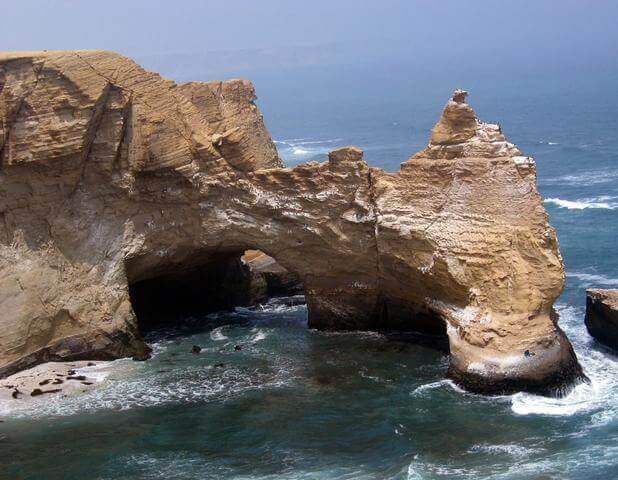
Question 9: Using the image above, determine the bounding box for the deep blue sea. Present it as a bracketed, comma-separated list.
[1, 61, 617, 479]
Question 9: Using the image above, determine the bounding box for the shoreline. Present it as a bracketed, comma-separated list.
[0, 360, 109, 414]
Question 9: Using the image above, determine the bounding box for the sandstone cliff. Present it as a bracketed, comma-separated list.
[0, 51, 582, 394]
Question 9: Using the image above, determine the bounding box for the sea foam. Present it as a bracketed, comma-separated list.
[210, 326, 229, 341]
[511, 305, 618, 417]
[544, 196, 618, 210]
[274, 137, 343, 161]
[540, 168, 618, 186]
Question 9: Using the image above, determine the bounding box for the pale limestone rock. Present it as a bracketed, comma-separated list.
[0, 51, 582, 394]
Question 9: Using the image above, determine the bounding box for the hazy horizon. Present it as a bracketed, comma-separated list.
[3, 0, 618, 79]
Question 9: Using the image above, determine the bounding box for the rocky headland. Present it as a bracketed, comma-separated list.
[0, 50, 583, 395]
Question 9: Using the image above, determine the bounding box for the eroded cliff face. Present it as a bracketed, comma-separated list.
[0, 52, 582, 394]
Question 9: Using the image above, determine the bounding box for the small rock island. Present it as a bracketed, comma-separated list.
[0, 50, 583, 395]
[585, 289, 618, 350]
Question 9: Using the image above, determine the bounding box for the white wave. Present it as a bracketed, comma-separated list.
[411, 379, 463, 396]
[3, 356, 298, 419]
[292, 147, 310, 155]
[274, 137, 310, 144]
[210, 326, 228, 341]
[275, 137, 341, 146]
[540, 168, 618, 186]
[274, 137, 344, 161]
[544, 196, 618, 210]
[511, 382, 598, 416]
[148, 338, 172, 356]
[251, 329, 268, 343]
[240, 296, 307, 316]
[567, 271, 618, 286]
[468, 443, 542, 459]
[511, 304, 618, 418]
[291, 139, 342, 146]
[262, 303, 305, 315]
[407, 457, 475, 479]
[75, 362, 113, 382]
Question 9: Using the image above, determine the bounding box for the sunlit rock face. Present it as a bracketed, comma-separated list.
[0, 51, 582, 394]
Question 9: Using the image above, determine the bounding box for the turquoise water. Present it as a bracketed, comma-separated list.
[1, 63, 617, 479]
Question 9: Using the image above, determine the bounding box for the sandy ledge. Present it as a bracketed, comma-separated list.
[0, 361, 107, 409]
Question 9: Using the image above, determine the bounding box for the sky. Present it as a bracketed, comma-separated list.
[2, 0, 618, 77]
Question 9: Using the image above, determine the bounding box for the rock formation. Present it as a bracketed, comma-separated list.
[0, 51, 582, 394]
[242, 250, 303, 304]
[585, 289, 618, 350]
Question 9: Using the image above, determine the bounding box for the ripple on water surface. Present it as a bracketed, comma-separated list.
[0, 297, 617, 479]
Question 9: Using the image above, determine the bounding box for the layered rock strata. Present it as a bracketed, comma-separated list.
[0, 52, 582, 394]
[585, 289, 618, 350]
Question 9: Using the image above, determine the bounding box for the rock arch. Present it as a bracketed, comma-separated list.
[0, 51, 582, 394]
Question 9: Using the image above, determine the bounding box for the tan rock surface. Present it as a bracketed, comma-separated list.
[0, 51, 582, 394]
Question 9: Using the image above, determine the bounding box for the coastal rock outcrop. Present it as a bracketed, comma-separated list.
[241, 250, 303, 304]
[585, 289, 618, 350]
[0, 51, 582, 394]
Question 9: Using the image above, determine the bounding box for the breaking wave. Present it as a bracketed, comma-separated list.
[540, 167, 618, 186]
[210, 326, 229, 341]
[544, 196, 618, 210]
[511, 304, 618, 417]
[410, 379, 463, 397]
[1, 298, 308, 419]
[274, 138, 343, 163]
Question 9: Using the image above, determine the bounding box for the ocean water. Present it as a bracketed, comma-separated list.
[1, 62, 617, 479]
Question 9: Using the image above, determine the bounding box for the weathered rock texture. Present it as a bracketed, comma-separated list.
[241, 250, 303, 304]
[585, 289, 618, 350]
[0, 52, 582, 394]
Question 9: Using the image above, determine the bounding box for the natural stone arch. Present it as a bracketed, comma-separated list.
[0, 51, 583, 394]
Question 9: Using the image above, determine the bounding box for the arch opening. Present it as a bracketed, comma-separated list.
[126, 249, 304, 337]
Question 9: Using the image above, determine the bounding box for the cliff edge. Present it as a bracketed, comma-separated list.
[0, 51, 582, 394]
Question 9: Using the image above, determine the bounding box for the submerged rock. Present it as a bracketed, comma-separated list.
[585, 289, 618, 350]
[0, 51, 581, 395]
[191, 345, 202, 354]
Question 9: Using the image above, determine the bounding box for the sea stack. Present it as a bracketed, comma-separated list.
[585, 289, 618, 350]
[0, 50, 583, 395]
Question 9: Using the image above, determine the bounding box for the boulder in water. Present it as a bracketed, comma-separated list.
[585, 289, 618, 350]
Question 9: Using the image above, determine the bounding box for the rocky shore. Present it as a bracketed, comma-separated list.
[0, 50, 582, 395]
[0, 361, 105, 406]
